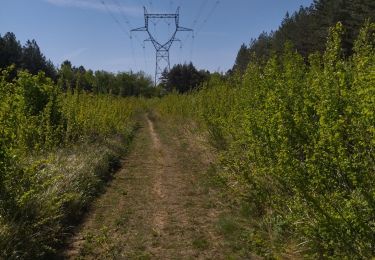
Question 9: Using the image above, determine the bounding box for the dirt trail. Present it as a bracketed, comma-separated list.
[64, 114, 241, 259]
[147, 117, 169, 236]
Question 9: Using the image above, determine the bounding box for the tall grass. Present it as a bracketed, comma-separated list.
[0, 68, 144, 258]
[154, 22, 375, 258]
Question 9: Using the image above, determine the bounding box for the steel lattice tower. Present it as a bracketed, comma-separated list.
[131, 7, 193, 86]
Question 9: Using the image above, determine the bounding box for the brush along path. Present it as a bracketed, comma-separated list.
[65, 114, 238, 259]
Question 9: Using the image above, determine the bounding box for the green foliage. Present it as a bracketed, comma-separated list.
[62, 89, 141, 141]
[57, 61, 155, 97]
[0, 32, 22, 69]
[233, 44, 252, 73]
[0, 33, 156, 97]
[160, 62, 210, 93]
[154, 23, 375, 258]
[0, 67, 143, 258]
[233, 0, 375, 73]
[0, 33, 56, 79]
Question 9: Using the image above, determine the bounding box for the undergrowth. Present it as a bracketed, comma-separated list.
[0, 68, 143, 258]
[153, 22, 375, 259]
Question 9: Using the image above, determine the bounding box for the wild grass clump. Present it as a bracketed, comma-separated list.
[0, 139, 131, 258]
[154, 22, 375, 258]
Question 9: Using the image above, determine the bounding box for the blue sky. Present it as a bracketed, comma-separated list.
[0, 0, 313, 76]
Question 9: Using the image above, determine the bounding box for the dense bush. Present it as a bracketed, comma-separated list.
[160, 62, 210, 93]
[0, 68, 142, 258]
[58, 60, 156, 97]
[155, 22, 375, 258]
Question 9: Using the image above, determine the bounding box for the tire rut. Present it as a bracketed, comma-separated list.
[64, 114, 233, 259]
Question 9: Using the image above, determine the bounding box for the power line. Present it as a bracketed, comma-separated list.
[189, 33, 195, 62]
[191, 0, 209, 29]
[142, 43, 148, 73]
[111, 0, 131, 26]
[182, 0, 216, 44]
[100, 0, 132, 38]
[169, 0, 174, 12]
[130, 35, 138, 71]
[179, 40, 183, 64]
[108, 0, 144, 45]
[148, 0, 153, 12]
[195, 0, 220, 36]
[101, 0, 141, 70]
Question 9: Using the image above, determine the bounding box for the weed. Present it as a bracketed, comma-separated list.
[217, 216, 239, 237]
[192, 236, 210, 250]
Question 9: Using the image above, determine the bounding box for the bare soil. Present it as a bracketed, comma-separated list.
[63, 114, 254, 259]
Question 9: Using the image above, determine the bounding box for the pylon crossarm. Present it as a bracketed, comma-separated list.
[131, 27, 147, 32]
[147, 14, 177, 19]
[177, 27, 193, 32]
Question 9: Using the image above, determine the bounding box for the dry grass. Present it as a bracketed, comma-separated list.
[0, 133, 134, 259]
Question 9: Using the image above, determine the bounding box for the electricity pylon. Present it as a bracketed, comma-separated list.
[131, 7, 193, 86]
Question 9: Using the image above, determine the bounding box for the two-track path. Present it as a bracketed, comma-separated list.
[64, 114, 241, 259]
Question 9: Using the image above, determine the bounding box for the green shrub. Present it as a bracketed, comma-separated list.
[0, 67, 142, 258]
[154, 22, 375, 258]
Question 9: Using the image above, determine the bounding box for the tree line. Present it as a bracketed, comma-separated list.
[0, 32, 158, 97]
[233, 0, 375, 73]
[5, 0, 373, 94]
[0, 32, 211, 96]
[0, 32, 56, 79]
[160, 63, 210, 93]
[57, 60, 156, 97]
